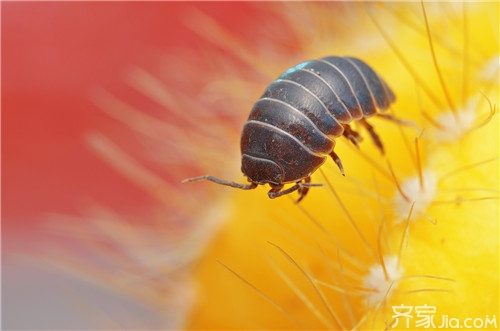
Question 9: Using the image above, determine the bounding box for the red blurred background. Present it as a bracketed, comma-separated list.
[2, 2, 265, 328]
[3, 1, 261, 242]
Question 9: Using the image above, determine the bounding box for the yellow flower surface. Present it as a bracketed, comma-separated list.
[184, 2, 499, 330]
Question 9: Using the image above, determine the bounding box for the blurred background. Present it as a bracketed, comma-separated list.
[2, 2, 264, 328]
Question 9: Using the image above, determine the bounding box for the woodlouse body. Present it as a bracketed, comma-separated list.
[185, 56, 396, 201]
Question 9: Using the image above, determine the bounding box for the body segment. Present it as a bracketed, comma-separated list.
[184, 56, 396, 201]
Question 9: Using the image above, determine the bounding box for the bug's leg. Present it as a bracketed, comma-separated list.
[329, 150, 345, 176]
[297, 179, 323, 202]
[342, 124, 362, 149]
[268, 183, 303, 200]
[268, 180, 322, 201]
[360, 118, 384, 155]
[182, 175, 258, 190]
[268, 184, 288, 199]
[297, 177, 311, 202]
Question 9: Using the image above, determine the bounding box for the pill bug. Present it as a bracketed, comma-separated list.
[184, 56, 396, 201]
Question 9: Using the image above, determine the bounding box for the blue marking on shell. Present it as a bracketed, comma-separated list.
[281, 61, 310, 76]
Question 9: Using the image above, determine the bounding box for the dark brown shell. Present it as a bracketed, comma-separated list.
[241, 56, 395, 185]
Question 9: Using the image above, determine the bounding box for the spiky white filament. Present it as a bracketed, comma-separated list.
[431, 97, 479, 142]
[478, 55, 499, 83]
[394, 170, 437, 223]
[363, 256, 403, 307]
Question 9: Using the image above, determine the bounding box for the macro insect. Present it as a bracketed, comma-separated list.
[184, 56, 396, 202]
